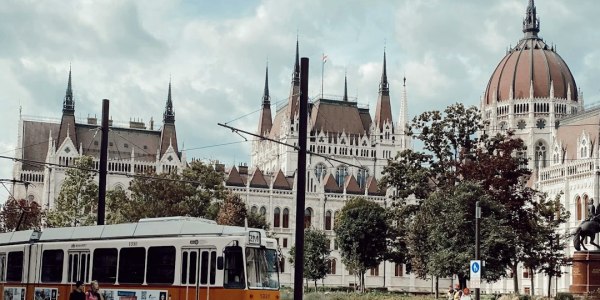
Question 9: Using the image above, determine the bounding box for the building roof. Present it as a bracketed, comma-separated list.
[484, 0, 577, 105]
[310, 99, 369, 136]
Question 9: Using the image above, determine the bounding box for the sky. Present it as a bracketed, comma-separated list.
[0, 0, 599, 201]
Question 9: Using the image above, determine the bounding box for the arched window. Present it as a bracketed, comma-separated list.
[315, 163, 327, 182]
[325, 211, 332, 230]
[576, 196, 582, 221]
[357, 168, 369, 189]
[336, 165, 348, 187]
[259, 206, 266, 216]
[581, 139, 589, 158]
[274, 208, 281, 228]
[282, 208, 289, 228]
[328, 259, 336, 275]
[304, 207, 313, 229]
[251, 206, 258, 215]
[535, 141, 547, 169]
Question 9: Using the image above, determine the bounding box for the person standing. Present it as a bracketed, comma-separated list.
[86, 281, 104, 300]
[447, 286, 455, 300]
[69, 281, 85, 300]
[460, 288, 472, 300]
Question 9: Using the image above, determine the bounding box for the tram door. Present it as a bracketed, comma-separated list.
[181, 248, 217, 300]
[0, 253, 5, 300]
[67, 251, 90, 283]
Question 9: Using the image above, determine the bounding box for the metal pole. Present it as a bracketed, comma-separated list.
[293, 57, 309, 300]
[475, 201, 481, 300]
[98, 99, 109, 225]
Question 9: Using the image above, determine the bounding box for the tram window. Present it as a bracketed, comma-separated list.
[0, 253, 6, 282]
[146, 246, 175, 284]
[41, 250, 64, 283]
[69, 252, 90, 283]
[210, 251, 216, 285]
[119, 247, 146, 284]
[181, 252, 188, 284]
[6, 251, 23, 282]
[92, 248, 117, 284]
[200, 251, 209, 284]
[223, 246, 245, 289]
[180, 250, 198, 285]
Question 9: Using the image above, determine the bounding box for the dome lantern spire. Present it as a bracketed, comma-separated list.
[522, 0, 540, 38]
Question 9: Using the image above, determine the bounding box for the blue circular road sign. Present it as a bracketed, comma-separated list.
[471, 262, 480, 273]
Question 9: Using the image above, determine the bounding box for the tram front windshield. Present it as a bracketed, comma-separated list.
[245, 247, 279, 289]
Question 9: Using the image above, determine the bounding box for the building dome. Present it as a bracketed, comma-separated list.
[483, 1, 577, 106]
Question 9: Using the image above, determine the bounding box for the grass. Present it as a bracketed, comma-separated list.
[280, 290, 438, 300]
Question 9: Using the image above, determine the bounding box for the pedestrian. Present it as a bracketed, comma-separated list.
[69, 281, 85, 300]
[460, 288, 472, 300]
[454, 290, 462, 300]
[86, 281, 104, 300]
[447, 286, 455, 300]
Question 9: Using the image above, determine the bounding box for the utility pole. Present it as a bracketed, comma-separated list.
[475, 201, 481, 300]
[98, 99, 109, 225]
[293, 57, 309, 300]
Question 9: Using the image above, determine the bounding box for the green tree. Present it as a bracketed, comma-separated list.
[288, 228, 331, 292]
[215, 193, 270, 231]
[126, 160, 225, 220]
[381, 103, 544, 292]
[216, 193, 247, 226]
[105, 188, 132, 224]
[46, 156, 99, 227]
[334, 197, 388, 292]
[0, 198, 43, 232]
[521, 192, 570, 297]
[410, 181, 515, 288]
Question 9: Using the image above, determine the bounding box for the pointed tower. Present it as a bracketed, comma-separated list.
[257, 64, 273, 136]
[522, 0, 540, 38]
[343, 73, 348, 102]
[285, 39, 301, 124]
[397, 77, 408, 134]
[160, 81, 179, 157]
[57, 67, 77, 149]
[374, 50, 393, 131]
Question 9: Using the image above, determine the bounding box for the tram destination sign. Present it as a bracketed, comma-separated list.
[248, 230, 261, 245]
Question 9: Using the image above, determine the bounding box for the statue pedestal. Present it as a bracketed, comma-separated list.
[570, 251, 600, 294]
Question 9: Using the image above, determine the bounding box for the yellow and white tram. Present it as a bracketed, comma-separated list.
[0, 217, 280, 300]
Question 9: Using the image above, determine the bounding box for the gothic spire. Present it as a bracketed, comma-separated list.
[379, 50, 389, 94]
[63, 66, 75, 114]
[258, 63, 273, 136]
[263, 64, 270, 105]
[522, 0, 540, 38]
[343, 73, 348, 102]
[163, 80, 175, 123]
[292, 38, 300, 85]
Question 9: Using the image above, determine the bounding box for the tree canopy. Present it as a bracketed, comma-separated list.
[334, 197, 388, 292]
[46, 155, 99, 227]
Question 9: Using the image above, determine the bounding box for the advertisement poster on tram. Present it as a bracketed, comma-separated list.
[34, 288, 58, 300]
[101, 289, 167, 300]
[4, 287, 25, 300]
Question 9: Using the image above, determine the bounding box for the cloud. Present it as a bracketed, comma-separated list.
[0, 0, 598, 201]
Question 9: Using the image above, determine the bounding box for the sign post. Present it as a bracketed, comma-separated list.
[470, 260, 481, 289]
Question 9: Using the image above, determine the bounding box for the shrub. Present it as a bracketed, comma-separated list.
[555, 293, 574, 300]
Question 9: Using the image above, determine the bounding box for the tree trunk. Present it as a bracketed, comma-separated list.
[435, 276, 439, 299]
[314, 280, 317, 292]
[547, 274, 553, 298]
[361, 271, 366, 293]
[530, 270, 534, 296]
[512, 264, 519, 294]
[457, 274, 467, 290]
[305, 278, 308, 292]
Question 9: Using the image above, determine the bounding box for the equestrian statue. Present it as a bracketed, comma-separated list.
[573, 214, 600, 251]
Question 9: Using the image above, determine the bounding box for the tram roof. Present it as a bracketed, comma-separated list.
[0, 217, 266, 245]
